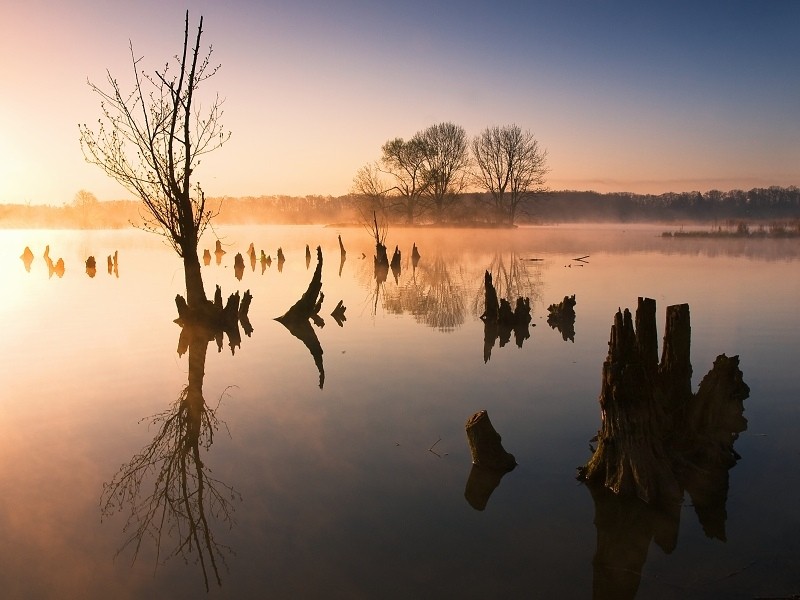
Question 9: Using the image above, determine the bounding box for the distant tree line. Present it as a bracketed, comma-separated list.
[3, 186, 800, 229]
[532, 186, 800, 223]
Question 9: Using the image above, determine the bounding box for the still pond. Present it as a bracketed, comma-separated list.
[1, 224, 799, 599]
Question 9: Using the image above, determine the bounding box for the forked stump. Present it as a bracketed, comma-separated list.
[465, 410, 516, 471]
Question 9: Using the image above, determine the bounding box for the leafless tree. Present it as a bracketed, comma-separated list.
[380, 136, 430, 224]
[79, 11, 230, 310]
[351, 162, 390, 225]
[471, 125, 549, 225]
[72, 189, 98, 228]
[420, 122, 470, 222]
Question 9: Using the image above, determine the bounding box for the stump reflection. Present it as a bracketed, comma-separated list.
[578, 298, 749, 599]
[275, 246, 326, 388]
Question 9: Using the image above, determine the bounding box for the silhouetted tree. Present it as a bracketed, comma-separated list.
[351, 162, 390, 220]
[471, 125, 549, 225]
[72, 189, 98, 228]
[79, 11, 230, 312]
[419, 122, 470, 222]
[380, 136, 429, 224]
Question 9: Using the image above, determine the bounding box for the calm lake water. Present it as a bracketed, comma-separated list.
[1, 224, 799, 599]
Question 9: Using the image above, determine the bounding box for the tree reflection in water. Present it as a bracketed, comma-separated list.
[101, 322, 243, 591]
[471, 251, 543, 319]
[383, 252, 466, 332]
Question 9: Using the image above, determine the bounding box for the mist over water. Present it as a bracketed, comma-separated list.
[1, 224, 798, 598]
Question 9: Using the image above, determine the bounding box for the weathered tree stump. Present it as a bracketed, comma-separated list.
[277, 247, 285, 272]
[411, 242, 420, 263]
[465, 410, 516, 471]
[374, 242, 388, 270]
[579, 298, 749, 510]
[580, 299, 750, 598]
[275, 246, 325, 388]
[578, 299, 681, 505]
[481, 271, 533, 359]
[21, 246, 34, 271]
[547, 294, 577, 342]
[480, 271, 500, 323]
[331, 300, 347, 327]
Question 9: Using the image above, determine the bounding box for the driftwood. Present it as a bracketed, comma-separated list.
[547, 294, 576, 342]
[275, 246, 325, 388]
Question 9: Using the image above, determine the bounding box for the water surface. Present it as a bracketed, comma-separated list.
[1, 225, 798, 599]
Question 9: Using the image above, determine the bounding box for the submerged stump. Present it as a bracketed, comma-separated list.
[465, 410, 516, 472]
[579, 298, 749, 509]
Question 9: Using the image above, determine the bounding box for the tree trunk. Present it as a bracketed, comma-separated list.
[183, 251, 208, 308]
[579, 302, 681, 506]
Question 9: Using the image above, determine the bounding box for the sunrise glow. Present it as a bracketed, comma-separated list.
[1, 1, 798, 206]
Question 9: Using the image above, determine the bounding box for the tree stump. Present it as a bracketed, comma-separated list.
[579, 298, 749, 512]
[546, 294, 577, 342]
[465, 410, 516, 471]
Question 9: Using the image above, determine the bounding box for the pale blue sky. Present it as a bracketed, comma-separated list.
[1, 0, 798, 204]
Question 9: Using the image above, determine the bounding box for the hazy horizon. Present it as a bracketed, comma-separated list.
[2, 1, 799, 206]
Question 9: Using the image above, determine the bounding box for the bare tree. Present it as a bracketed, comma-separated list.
[471, 125, 549, 225]
[380, 136, 429, 225]
[420, 122, 470, 222]
[72, 189, 98, 228]
[351, 162, 390, 224]
[79, 11, 230, 311]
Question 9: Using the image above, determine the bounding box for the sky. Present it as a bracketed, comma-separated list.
[1, 0, 798, 205]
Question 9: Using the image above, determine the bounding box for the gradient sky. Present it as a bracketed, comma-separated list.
[1, 0, 798, 204]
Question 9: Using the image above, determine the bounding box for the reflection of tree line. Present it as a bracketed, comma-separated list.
[383, 253, 466, 332]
